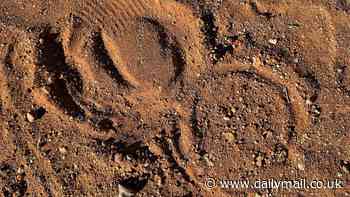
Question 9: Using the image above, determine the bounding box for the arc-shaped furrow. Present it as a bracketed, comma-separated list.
[91, 32, 132, 88]
[3, 43, 15, 71]
[170, 42, 186, 85]
[61, 24, 98, 88]
[141, 17, 169, 53]
[242, 70, 298, 142]
[175, 61, 310, 196]
[172, 69, 297, 196]
[199, 9, 234, 64]
[118, 175, 149, 195]
[255, 70, 309, 134]
[200, 9, 217, 49]
[36, 30, 86, 120]
[61, 23, 137, 116]
[141, 17, 186, 86]
[99, 31, 141, 88]
[76, 0, 205, 84]
[156, 132, 195, 185]
[214, 59, 310, 135]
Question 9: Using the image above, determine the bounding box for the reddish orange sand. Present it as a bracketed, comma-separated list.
[0, 0, 349, 196]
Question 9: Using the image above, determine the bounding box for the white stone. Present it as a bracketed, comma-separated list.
[268, 39, 278, 45]
[26, 113, 35, 122]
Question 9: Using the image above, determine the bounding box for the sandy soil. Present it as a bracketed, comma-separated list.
[0, 0, 349, 196]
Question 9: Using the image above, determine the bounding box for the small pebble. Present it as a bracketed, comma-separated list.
[230, 107, 236, 114]
[114, 154, 123, 162]
[268, 39, 278, 45]
[154, 175, 162, 186]
[305, 99, 312, 105]
[292, 58, 299, 63]
[26, 113, 35, 122]
[118, 184, 134, 197]
[223, 132, 235, 143]
[125, 155, 133, 161]
[58, 147, 67, 154]
[41, 87, 50, 94]
[297, 163, 305, 171]
[336, 172, 343, 177]
[255, 156, 263, 167]
[47, 76, 53, 84]
[337, 68, 343, 73]
[203, 154, 214, 167]
[223, 116, 230, 121]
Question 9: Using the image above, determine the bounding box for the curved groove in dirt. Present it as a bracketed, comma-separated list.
[1, 1, 348, 196]
[36, 29, 86, 120]
[91, 32, 133, 88]
[170, 59, 310, 195]
[99, 32, 141, 88]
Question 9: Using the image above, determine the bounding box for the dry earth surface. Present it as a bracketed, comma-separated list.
[0, 0, 350, 196]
